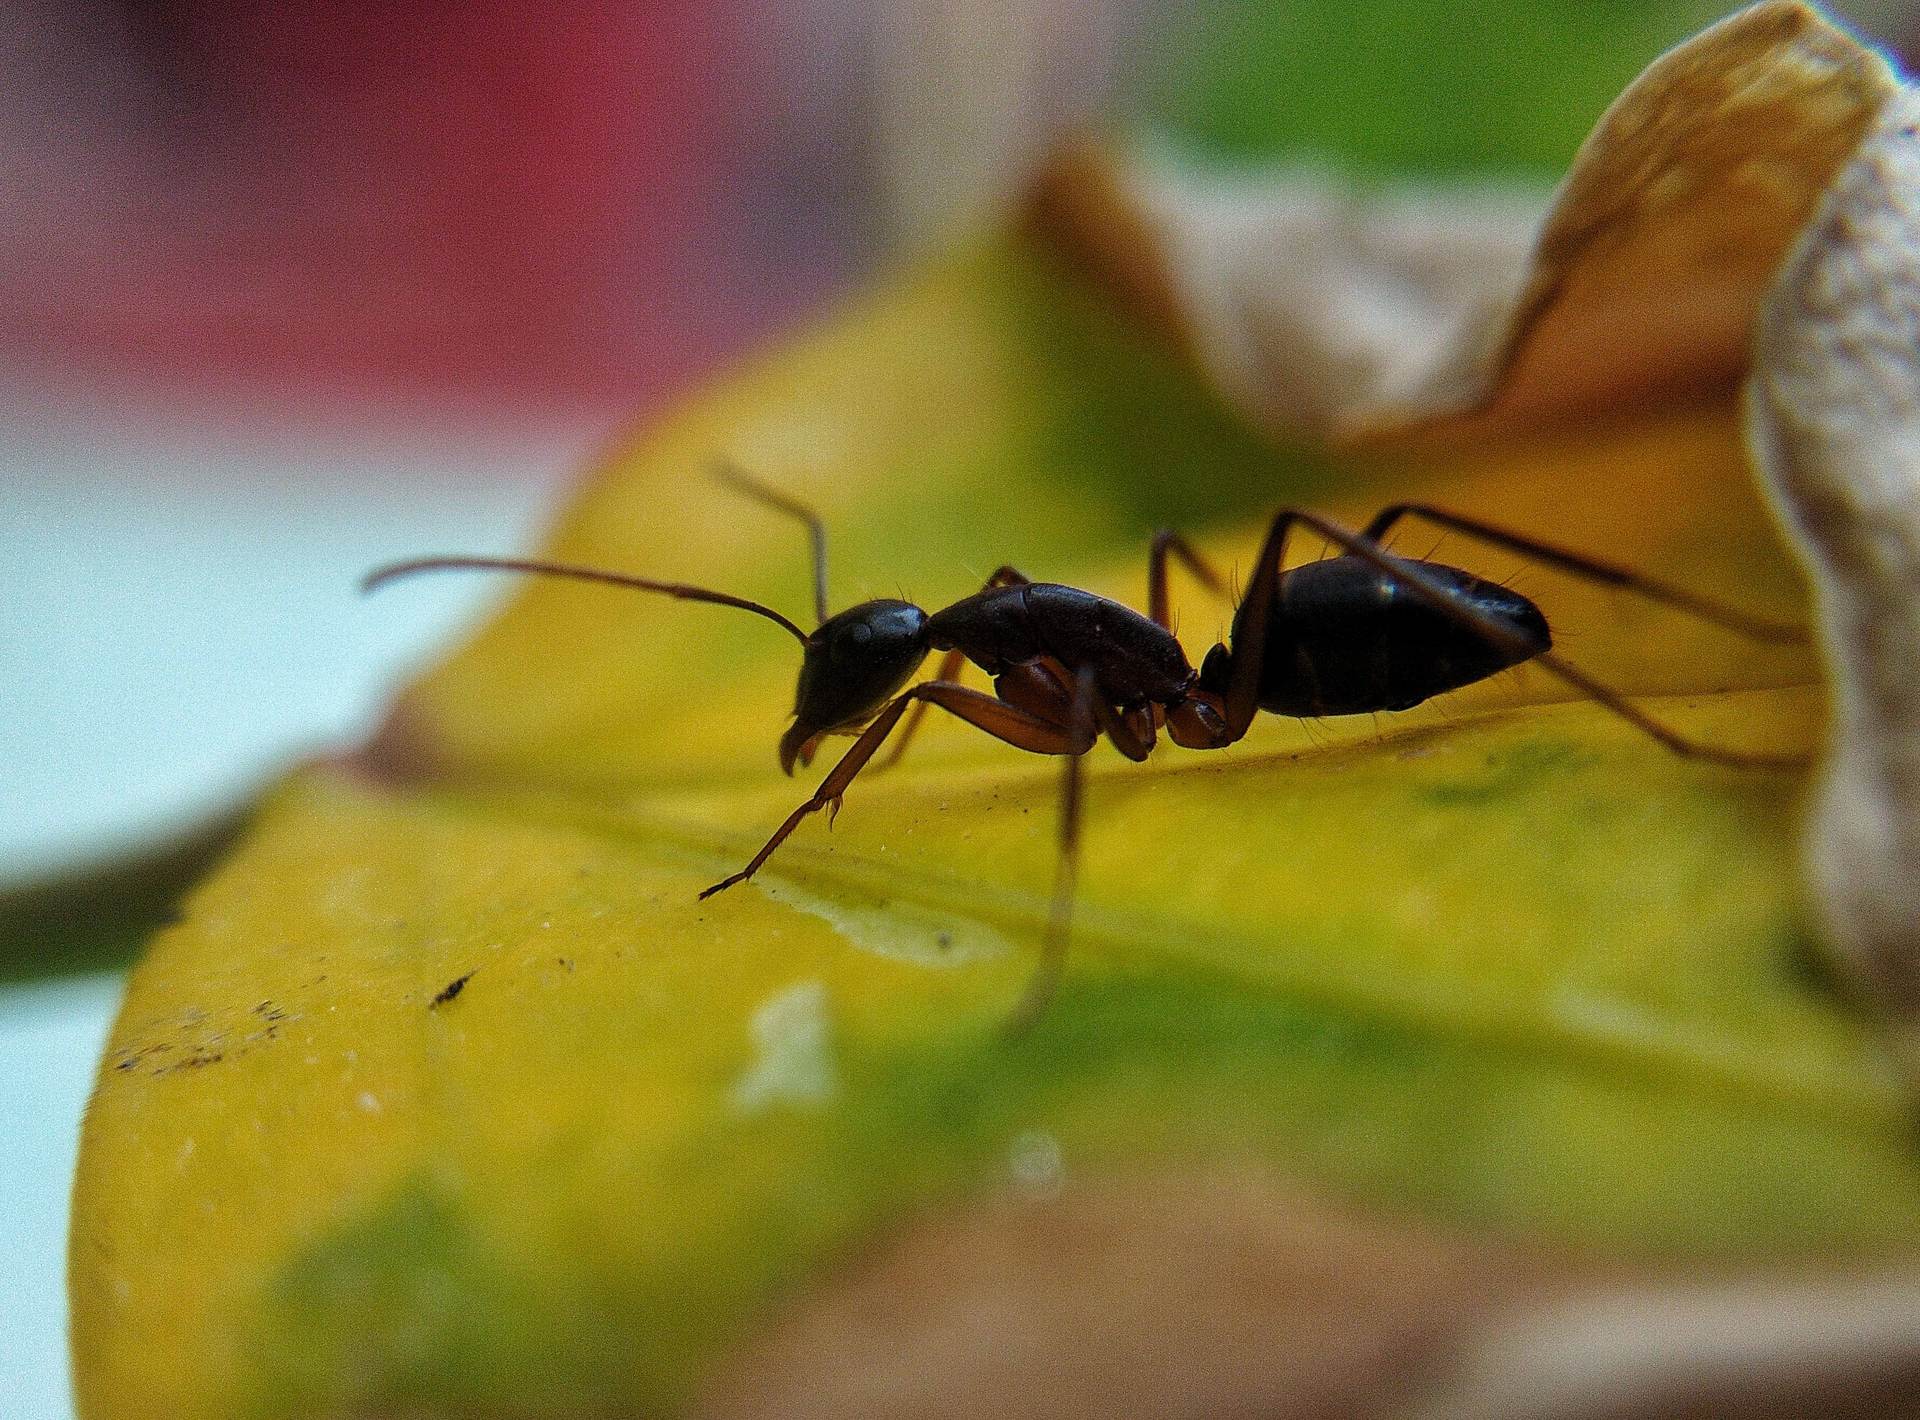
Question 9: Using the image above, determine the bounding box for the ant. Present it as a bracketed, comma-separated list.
[366, 464, 1808, 1030]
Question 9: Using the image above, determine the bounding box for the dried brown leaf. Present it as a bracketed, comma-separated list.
[695, 1171, 1920, 1420]
[1750, 84, 1920, 1081]
[1038, 1, 1897, 443]
[692, 1173, 1552, 1420]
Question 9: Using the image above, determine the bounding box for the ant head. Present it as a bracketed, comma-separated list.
[780, 599, 931, 774]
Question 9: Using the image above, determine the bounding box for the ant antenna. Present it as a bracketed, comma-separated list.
[712, 459, 830, 626]
[361, 556, 810, 645]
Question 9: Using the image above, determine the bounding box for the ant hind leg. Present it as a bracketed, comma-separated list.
[1361, 503, 1808, 644]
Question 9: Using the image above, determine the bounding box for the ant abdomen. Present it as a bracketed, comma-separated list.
[1229, 557, 1553, 718]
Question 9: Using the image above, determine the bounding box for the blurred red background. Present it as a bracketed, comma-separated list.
[4, 2, 865, 410]
[2, 1, 1144, 417]
[0, 0, 1148, 899]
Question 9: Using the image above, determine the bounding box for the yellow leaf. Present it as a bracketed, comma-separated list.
[71, 7, 1920, 1419]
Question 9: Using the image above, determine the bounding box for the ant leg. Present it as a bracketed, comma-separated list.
[713, 459, 831, 626]
[1094, 697, 1156, 762]
[981, 659, 1151, 1021]
[987, 657, 1152, 760]
[873, 648, 966, 773]
[1527, 649, 1809, 766]
[1287, 510, 1808, 769]
[1361, 503, 1807, 644]
[1000, 656, 1151, 758]
[989, 657, 1156, 761]
[1148, 530, 1229, 630]
[1219, 510, 1308, 741]
[1006, 665, 1101, 1037]
[873, 566, 1033, 774]
[702, 680, 1093, 898]
[990, 659, 1066, 720]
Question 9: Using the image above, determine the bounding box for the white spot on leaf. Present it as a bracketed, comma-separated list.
[1009, 1128, 1065, 1199]
[732, 980, 837, 1115]
[753, 877, 1012, 968]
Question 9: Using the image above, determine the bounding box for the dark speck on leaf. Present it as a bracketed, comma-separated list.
[431, 972, 475, 1008]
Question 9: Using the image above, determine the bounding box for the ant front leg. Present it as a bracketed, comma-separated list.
[702, 675, 1090, 899]
[1361, 503, 1808, 644]
[871, 646, 966, 773]
[874, 565, 1033, 775]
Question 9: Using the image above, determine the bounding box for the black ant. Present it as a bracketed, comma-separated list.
[365, 465, 1808, 1030]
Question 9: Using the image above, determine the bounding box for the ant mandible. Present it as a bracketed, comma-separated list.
[365, 463, 1807, 1030]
